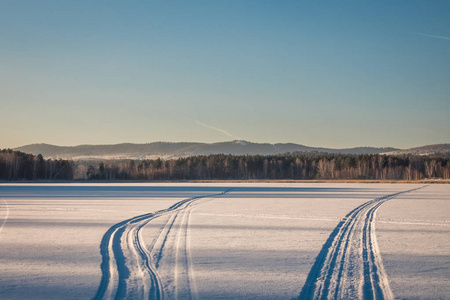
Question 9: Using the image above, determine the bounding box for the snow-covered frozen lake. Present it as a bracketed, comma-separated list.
[0, 183, 448, 299]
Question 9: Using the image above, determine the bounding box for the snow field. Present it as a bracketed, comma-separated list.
[376, 184, 450, 299]
[183, 185, 413, 299]
[0, 183, 448, 299]
[0, 185, 183, 300]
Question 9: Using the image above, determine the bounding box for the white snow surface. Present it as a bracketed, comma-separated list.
[0, 183, 448, 299]
[376, 184, 450, 300]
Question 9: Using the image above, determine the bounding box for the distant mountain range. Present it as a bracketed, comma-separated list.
[383, 144, 450, 156]
[13, 141, 449, 160]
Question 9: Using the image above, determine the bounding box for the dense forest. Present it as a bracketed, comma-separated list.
[81, 153, 450, 181]
[1, 149, 449, 181]
[0, 149, 74, 180]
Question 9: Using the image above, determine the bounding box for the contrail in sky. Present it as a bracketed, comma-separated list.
[416, 32, 450, 40]
[194, 120, 237, 139]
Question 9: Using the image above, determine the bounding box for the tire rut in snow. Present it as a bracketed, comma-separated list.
[152, 193, 221, 300]
[298, 186, 424, 300]
[92, 190, 229, 300]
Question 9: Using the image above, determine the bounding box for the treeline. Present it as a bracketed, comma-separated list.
[0, 149, 74, 181]
[83, 153, 450, 181]
[2, 149, 449, 181]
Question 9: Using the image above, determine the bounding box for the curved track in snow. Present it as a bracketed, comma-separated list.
[93, 190, 229, 300]
[299, 186, 424, 300]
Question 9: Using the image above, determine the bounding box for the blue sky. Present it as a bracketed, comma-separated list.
[1, 1, 449, 149]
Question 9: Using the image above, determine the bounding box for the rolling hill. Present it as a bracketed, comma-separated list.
[13, 141, 401, 160]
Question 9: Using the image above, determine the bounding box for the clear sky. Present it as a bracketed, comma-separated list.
[1, 1, 449, 149]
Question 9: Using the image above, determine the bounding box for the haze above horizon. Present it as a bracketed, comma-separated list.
[1, 1, 449, 149]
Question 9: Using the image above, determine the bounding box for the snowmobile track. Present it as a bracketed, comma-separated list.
[298, 186, 424, 300]
[92, 190, 229, 300]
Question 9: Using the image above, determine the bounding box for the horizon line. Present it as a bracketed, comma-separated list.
[8, 140, 450, 151]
